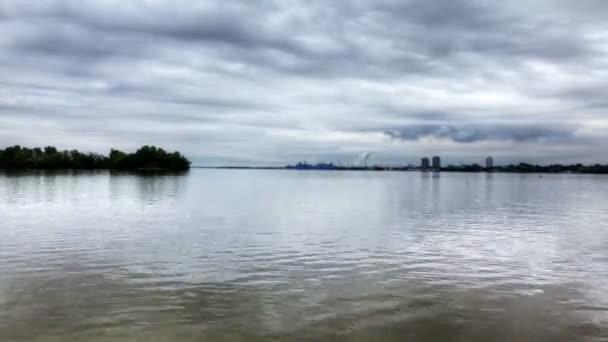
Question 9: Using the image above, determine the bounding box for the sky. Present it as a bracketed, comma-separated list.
[2, 0, 608, 166]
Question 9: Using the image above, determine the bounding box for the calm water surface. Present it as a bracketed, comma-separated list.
[1, 169, 608, 341]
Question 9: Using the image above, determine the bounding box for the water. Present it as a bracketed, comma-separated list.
[1, 169, 608, 341]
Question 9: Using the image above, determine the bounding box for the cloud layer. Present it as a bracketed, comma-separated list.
[1, 0, 608, 165]
[384, 123, 576, 143]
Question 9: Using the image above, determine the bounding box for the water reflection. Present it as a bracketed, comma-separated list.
[1, 262, 604, 341]
[0, 170, 188, 210]
[1, 170, 608, 341]
[108, 171, 187, 204]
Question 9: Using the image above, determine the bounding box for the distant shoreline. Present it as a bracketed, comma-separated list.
[192, 166, 608, 175]
[3, 166, 607, 175]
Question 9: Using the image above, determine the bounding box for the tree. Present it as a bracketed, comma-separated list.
[0, 145, 190, 171]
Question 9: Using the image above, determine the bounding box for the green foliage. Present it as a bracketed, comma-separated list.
[109, 145, 191, 170]
[0, 145, 190, 171]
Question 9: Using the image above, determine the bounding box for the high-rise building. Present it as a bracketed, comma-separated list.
[432, 156, 441, 171]
[486, 156, 494, 169]
[421, 157, 430, 170]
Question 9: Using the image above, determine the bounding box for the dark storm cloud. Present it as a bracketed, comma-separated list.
[2, 3, 310, 57]
[368, 0, 592, 61]
[13, 27, 125, 59]
[384, 124, 577, 143]
[1, 0, 608, 165]
[3, 0, 593, 78]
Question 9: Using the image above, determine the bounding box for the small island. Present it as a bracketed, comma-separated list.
[0, 145, 191, 171]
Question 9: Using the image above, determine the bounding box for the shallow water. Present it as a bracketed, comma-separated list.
[1, 169, 607, 341]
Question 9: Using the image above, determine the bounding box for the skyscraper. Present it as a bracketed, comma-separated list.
[421, 157, 430, 170]
[432, 156, 441, 171]
[486, 156, 494, 169]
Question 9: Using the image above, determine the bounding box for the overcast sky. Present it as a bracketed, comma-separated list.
[2, 0, 608, 166]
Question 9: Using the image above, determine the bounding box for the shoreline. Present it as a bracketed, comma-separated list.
[191, 166, 608, 175]
[3, 166, 608, 175]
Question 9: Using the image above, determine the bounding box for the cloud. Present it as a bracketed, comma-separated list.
[383, 123, 577, 143]
[1, 0, 608, 165]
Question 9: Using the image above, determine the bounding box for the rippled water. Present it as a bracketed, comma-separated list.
[1, 169, 608, 341]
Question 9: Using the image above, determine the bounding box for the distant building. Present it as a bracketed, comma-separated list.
[432, 156, 441, 171]
[421, 157, 430, 170]
[486, 156, 494, 169]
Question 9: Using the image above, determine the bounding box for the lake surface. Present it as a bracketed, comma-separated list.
[1, 169, 608, 341]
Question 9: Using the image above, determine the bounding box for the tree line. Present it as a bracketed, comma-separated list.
[442, 163, 608, 174]
[285, 162, 608, 174]
[0, 145, 191, 171]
